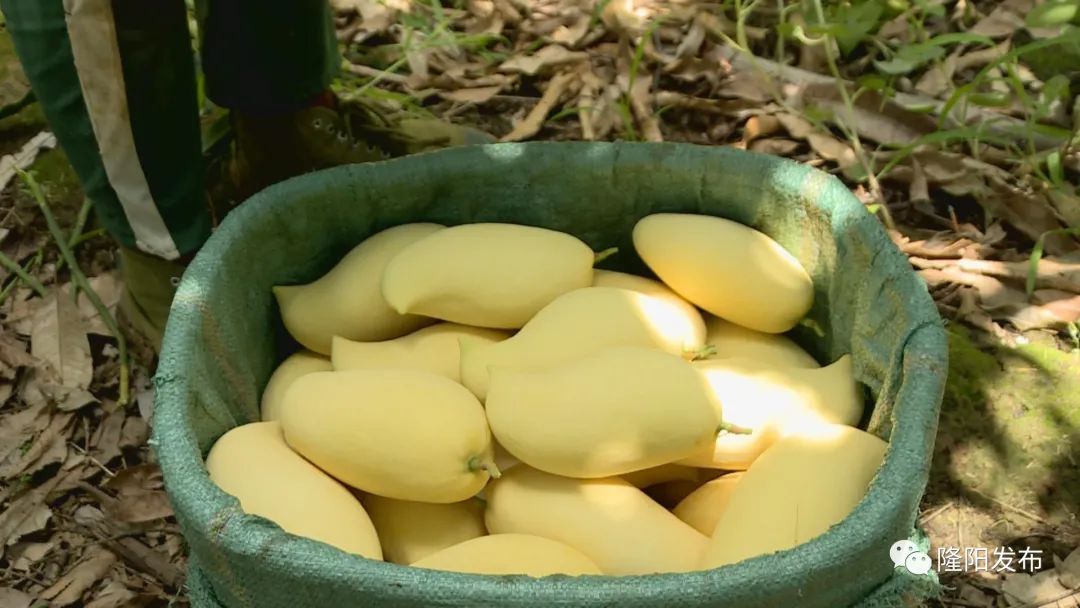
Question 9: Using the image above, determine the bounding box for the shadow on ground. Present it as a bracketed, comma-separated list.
[922, 323, 1080, 590]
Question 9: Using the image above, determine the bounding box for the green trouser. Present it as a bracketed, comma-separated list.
[0, 0, 339, 260]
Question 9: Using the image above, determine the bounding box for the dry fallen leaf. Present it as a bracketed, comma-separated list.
[92, 408, 126, 466]
[1002, 568, 1080, 607]
[31, 289, 93, 390]
[970, 0, 1031, 37]
[40, 546, 118, 607]
[0, 412, 74, 479]
[106, 464, 175, 523]
[0, 473, 60, 554]
[750, 138, 802, 156]
[776, 112, 815, 140]
[499, 44, 588, 76]
[1058, 547, 1080, 589]
[0, 401, 50, 468]
[75, 273, 123, 337]
[794, 83, 938, 147]
[500, 70, 578, 142]
[8, 539, 54, 571]
[84, 580, 139, 608]
[807, 133, 857, 169]
[0, 588, 33, 608]
[439, 85, 503, 104]
[121, 416, 150, 452]
[629, 75, 662, 142]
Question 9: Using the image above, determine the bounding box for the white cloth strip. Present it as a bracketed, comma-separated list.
[63, 0, 181, 260]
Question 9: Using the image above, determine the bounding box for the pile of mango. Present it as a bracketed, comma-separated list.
[206, 214, 887, 577]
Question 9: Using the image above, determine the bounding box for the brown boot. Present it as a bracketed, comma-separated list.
[230, 104, 391, 201]
[115, 244, 189, 358]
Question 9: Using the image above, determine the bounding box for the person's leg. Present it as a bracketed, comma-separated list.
[193, 0, 383, 199]
[194, 0, 494, 200]
[2, 0, 208, 351]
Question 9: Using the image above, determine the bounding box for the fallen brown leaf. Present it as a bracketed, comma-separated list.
[0, 588, 33, 608]
[499, 44, 588, 76]
[92, 408, 126, 466]
[749, 138, 801, 156]
[629, 75, 662, 142]
[1048, 190, 1080, 229]
[0, 401, 50, 468]
[106, 464, 174, 523]
[1059, 546, 1080, 588]
[1030, 290, 1080, 324]
[807, 133, 857, 169]
[776, 112, 815, 139]
[439, 85, 503, 104]
[970, 0, 1031, 38]
[106, 537, 183, 589]
[31, 290, 93, 391]
[954, 39, 1013, 72]
[8, 538, 54, 570]
[896, 233, 977, 259]
[742, 115, 781, 145]
[0, 333, 35, 379]
[500, 70, 577, 142]
[909, 157, 930, 204]
[793, 83, 938, 147]
[40, 546, 118, 607]
[1002, 568, 1080, 607]
[120, 416, 150, 452]
[0, 472, 60, 554]
[84, 580, 139, 608]
[0, 412, 74, 479]
[75, 273, 122, 337]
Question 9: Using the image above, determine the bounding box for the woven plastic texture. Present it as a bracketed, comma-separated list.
[152, 142, 948, 608]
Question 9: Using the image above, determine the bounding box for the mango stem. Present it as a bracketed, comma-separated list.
[593, 247, 619, 265]
[718, 422, 753, 435]
[684, 344, 717, 361]
[468, 456, 502, 479]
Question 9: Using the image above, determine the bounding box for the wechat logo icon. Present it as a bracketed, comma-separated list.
[891, 540, 932, 575]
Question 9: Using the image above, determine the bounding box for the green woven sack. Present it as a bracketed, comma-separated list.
[153, 142, 948, 608]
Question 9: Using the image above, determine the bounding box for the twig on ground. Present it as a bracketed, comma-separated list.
[343, 61, 411, 84]
[920, 501, 955, 526]
[68, 442, 116, 478]
[18, 169, 130, 407]
[910, 257, 1080, 293]
[970, 489, 1053, 527]
[713, 46, 1066, 151]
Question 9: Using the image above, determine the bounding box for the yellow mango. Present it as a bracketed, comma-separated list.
[677, 355, 862, 470]
[592, 269, 707, 347]
[673, 473, 744, 535]
[487, 347, 719, 478]
[362, 495, 486, 565]
[702, 425, 887, 568]
[260, 350, 332, 422]
[280, 370, 496, 503]
[273, 223, 443, 354]
[485, 466, 707, 575]
[331, 323, 509, 382]
[632, 213, 813, 333]
[411, 534, 602, 576]
[460, 286, 706, 400]
[621, 463, 700, 488]
[703, 316, 818, 369]
[381, 223, 594, 329]
[205, 422, 382, 559]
